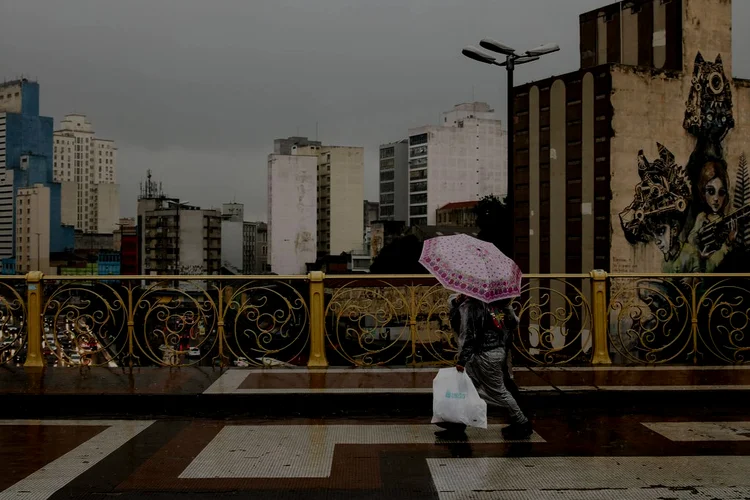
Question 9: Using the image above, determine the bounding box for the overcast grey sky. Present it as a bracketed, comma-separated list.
[2, 0, 748, 221]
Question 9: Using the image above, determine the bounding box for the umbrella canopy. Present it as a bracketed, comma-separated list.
[419, 234, 522, 303]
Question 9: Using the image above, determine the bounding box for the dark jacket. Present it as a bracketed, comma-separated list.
[451, 297, 518, 367]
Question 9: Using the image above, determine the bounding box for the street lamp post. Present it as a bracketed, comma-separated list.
[462, 40, 559, 259]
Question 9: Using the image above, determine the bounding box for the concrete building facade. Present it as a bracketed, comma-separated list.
[511, 0, 750, 276]
[243, 221, 268, 274]
[15, 183, 50, 273]
[221, 202, 244, 274]
[378, 140, 409, 221]
[408, 103, 508, 226]
[53, 114, 119, 234]
[267, 154, 317, 275]
[137, 174, 221, 276]
[293, 145, 364, 256]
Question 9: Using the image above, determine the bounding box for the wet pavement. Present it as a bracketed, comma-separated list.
[3, 366, 750, 498]
[3, 411, 750, 499]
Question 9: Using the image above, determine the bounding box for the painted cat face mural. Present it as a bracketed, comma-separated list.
[619, 143, 691, 246]
[683, 52, 735, 143]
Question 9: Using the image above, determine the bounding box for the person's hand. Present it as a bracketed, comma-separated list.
[728, 220, 737, 244]
[456, 365, 465, 373]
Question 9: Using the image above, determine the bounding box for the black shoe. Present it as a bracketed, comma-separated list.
[435, 429, 468, 441]
[501, 421, 533, 440]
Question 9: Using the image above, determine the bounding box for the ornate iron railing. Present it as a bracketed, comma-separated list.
[4, 271, 750, 369]
[608, 273, 750, 365]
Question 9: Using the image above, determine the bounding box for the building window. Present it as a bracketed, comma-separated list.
[410, 146, 427, 158]
[380, 158, 395, 169]
[409, 133, 428, 146]
[380, 181, 395, 193]
[410, 205, 427, 216]
[380, 170, 395, 182]
[380, 147, 395, 159]
[411, 217, 427, 226]
[410, 181, 427, 193]
[380, 206, 395, 217]
[410, 193, 427, 204]
[409, 157, 427, 169]
[380, 193, 394, 204]
[409, 169, 427, 181]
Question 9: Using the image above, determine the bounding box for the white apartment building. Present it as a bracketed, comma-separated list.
[294, 145, 364, 256]
[15, 184, 51, 274]
[267, 154, 317, 275]
[407, 102, 507, 226]
[53, 114, 119, 234]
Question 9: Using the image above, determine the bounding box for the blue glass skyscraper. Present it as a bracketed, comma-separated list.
[0, 79, 74, 273]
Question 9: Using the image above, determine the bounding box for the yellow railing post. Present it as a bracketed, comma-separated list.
[307, 271, 328, 368]
[24, 271, 45, 369]
[590, 269, 612, 365]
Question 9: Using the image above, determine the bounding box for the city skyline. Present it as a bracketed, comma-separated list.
[6, 1, 747, 222]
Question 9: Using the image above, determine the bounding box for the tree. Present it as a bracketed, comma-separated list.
[369, 234, 425, 274]
[473, 195, 513, 256]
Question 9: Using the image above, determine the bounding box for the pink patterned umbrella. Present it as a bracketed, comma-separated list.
[419, 234, 522, 303]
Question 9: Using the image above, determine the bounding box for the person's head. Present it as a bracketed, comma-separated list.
[698, 161, 729, 215]
[646, 214, 682, 257]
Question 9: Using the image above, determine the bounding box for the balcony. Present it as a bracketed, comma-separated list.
[3, 272, 750, 370]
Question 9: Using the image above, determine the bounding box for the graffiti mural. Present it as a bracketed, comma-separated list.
[620, 52, 749, 274]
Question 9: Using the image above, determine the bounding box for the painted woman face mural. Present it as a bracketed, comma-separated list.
[698, 161, 730, 215]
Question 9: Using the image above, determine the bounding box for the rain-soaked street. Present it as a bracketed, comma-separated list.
[3, 412, 750, 499]
[3, 366, 750, 499]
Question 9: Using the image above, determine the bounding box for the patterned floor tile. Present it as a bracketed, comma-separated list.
[427, 456, 750, 499]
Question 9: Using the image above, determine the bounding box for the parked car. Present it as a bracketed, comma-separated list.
[234, 357, 249, 367]
[188, 347, 201, 357]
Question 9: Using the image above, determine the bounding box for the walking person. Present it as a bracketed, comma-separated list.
[418, 233, 530, 440]
[435, 294, 532, 440]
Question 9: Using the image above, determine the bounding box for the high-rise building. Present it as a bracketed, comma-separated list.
[15, 184, 51, 273]
[53, 114, 119, 234]
[406, 102, 508, 226]
[378, 140, 409, 221]
[242, 221, 268, 274]
[0, 79, 74, 273]
[136, 173, 221, 275]
[221, 202, 244, 274]
[294, 144, 364, 256]
[267, 153, 317, 275]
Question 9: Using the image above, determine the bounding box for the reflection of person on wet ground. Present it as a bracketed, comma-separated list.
[435, 294, 532, 441]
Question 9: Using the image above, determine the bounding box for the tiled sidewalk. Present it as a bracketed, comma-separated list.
[3, 413, 750, 499]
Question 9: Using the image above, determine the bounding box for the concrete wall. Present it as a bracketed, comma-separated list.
[179, 210, 207, 273]
[95, 182, 120, 233]
[221, 219, 244, 272]
[268, 154, 317, 275]
[327, 147, 364, 255]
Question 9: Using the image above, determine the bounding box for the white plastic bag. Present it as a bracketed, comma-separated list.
[431, 367, 488, 429]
